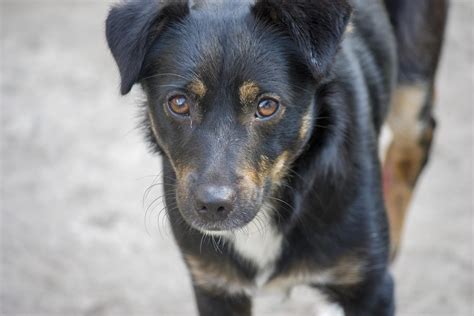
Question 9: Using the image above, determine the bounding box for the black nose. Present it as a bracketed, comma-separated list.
[195, 185, 236, 221]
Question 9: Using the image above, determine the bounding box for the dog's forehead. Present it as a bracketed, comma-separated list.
[157, 7, 290, 91]
[190, 0, 254, 11]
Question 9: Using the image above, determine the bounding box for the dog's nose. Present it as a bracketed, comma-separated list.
[195, 185, 236, 221]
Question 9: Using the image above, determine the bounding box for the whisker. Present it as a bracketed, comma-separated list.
[287, 168, 306, 183]
[267, 196, 295, 212]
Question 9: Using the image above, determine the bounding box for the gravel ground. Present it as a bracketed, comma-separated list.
[1, 1, 473, 315]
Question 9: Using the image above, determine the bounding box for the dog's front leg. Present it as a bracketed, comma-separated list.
[193, 285, 252, 316]
[320, 271, 395, 316]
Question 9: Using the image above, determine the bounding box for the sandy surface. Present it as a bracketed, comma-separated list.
[1, 1, 473, 315]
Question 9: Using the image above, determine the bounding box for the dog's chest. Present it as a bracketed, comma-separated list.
[224, 205, 284, 286]
[230, 230, 345, 315]
[229, 232, 345, 316]
[225, 211, 345, 316]
[230, 222, 283, 286]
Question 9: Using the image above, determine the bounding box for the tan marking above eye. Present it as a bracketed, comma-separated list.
[239, 81, 260, 104]
[188, 79, 207, 98]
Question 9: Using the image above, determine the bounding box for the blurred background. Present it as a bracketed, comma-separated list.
[1, 0, 472, 315]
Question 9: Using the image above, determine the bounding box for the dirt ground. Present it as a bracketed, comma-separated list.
[1, 1, 473, 315]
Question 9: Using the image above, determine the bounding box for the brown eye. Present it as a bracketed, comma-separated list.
[256, 98, 279, 119]
[168, 95, 190, 115]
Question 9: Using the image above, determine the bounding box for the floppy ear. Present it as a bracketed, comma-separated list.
[252, 0, 352, 78]
[106, 0, 189, 95]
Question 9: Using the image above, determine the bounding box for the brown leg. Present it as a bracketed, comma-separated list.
[383, 84, 436, 260]
[382, 0, 448, 260]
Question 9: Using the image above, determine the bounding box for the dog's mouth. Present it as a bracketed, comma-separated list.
[180, 201, 264, 233]
[186, 207, 261, 233]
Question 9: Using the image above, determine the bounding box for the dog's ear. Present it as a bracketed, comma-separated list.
[106, 0, 189, 95]
[252, 0, 351, 78]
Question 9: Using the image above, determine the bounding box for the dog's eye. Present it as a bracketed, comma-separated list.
[168, 95, 190, 116]
[256, 98, 279, 119]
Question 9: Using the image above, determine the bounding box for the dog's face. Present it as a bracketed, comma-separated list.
[142, 15, 315, 231]
[106, 0, 351, 232]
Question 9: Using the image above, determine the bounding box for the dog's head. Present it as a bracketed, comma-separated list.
[106, 0, 351, 232]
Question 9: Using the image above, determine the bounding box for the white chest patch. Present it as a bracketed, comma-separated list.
[308, 288, 345, 316]
[226, 205, 283, 286]
[202, 206, 345, 315]
[316, 304, 345, 316]
[227, 207, 346, 316]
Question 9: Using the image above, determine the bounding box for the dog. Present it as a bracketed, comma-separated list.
[106, 0, 448, 314]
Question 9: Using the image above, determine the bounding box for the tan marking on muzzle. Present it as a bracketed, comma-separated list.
[259, 155, 271, 174]
[271, 151, 290, 184]
[238, 166, 260, 187]
[175, 164, 193, 182]
[299, 108, 313, 141]
[236, 153, 270, 187]
[188, 79, 207, 98]
[237, 152, 289, 193]
[174, 164, 194, 202]
[148, 110, 191, 188]
[148, 110, 173, 161]
[239, 81, 260, 105]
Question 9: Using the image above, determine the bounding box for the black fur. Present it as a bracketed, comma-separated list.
[252, 0, 352, 78]
[105, 0, 443, 315]
[106, 0, 189, 94]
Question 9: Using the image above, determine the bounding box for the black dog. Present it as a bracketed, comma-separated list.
[106, 0, 448, 315]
